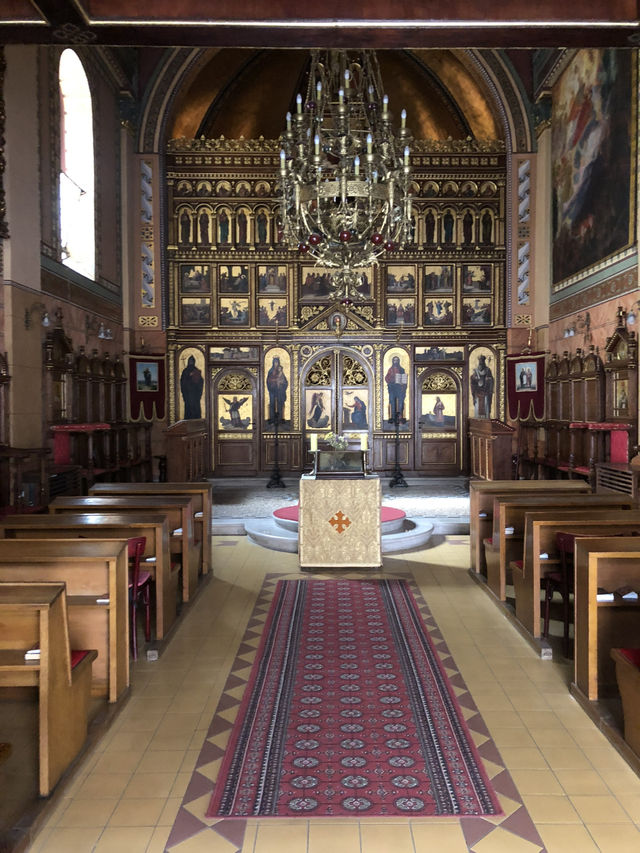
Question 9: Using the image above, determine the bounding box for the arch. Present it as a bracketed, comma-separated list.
[138, 47, 535, 155]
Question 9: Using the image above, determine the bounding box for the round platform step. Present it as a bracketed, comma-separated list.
[244, 514, 433, 555]
[273, 503, 406, 534]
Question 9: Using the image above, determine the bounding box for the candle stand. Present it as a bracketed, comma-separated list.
[266, 408, 285, 489]
[389, 409, 408, 488]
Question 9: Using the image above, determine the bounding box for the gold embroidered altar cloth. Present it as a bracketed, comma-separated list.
[299, 475, 382, 570]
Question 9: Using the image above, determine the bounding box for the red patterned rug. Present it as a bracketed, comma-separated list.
[206, 578, 502, 818]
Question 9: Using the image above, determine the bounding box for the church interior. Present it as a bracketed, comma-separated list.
[2, 3, 640, 852]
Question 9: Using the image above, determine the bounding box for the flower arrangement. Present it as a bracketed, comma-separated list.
[324, 431, 349, 450]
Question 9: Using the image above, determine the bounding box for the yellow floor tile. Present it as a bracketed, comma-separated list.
[30, 825, 102, 853]
[308, 821, 361, 853]
[410, 821, 469, 851]
[146, 824, 174, 853]
[103, 730, 154, 751]
[158, 796, 183, 826]
[554, 769, 609, 796]
[470, 825, 544, 852]
[94, 826, 155, 852]
[107, 797, 166, 827]
[520, 794, 581, 823]
[254, 822, 310, 853]
[56, 798, 117, 828]
[71, 772, 132, 800]
[491, 728, 536, 748]
[123, 771, 177, 799]
[598, 767, 640, 795]
[136, 749, 186, 774]
[536, 823, 600, 852]
[360, 822, 415, 853]
[569, 794, 634, 824]
[540, 747, 593, 771]
[616, 793, 640, 822]
[497, 747, 549, 770]
[586, 823, 640, 852]
[91, 750, 143, 775]
[509, 769, 563, 795]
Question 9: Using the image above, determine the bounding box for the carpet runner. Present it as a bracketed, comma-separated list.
[207, 578, 502, 818]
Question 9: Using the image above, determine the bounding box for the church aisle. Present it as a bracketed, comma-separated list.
[29, 535, 640, 853]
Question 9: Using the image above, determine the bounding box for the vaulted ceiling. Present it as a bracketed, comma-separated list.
[168, 49, 503, 143]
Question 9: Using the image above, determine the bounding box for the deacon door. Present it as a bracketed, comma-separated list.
[302, 348, 372, 444]
[415, 367, 464, 476]
[212, 368, 258, 476]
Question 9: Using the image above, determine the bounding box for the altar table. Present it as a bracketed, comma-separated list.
[299, 474, 381, 570]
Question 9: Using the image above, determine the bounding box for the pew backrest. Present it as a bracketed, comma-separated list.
[0, 582, 97, 794]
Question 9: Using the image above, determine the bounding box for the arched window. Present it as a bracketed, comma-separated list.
[59, 49, 95, 280]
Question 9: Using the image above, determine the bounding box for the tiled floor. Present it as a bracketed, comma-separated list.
[29, 534, 640, 853]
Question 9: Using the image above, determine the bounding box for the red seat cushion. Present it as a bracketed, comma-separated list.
[513, 560, 523, 569]
[619, 648, 640, 668]
[71, 650, 91, 669]
[543, 571, 562, 583]
[129, 570, 152, 589]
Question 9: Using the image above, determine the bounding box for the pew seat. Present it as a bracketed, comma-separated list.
[0, 539, 129, 702]
[0, 513, 176, 639]
[469, 479, 591, 576]
[49, 495, 199, 604]
[484, 493, 633, 601]
[510, 509, 640, 640]
[0, 583, 97, 796]
[88, 482, 213, 575]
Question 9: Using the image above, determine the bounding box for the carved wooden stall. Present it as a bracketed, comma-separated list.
[165, 136, 509, 477]
[43, 316, 152, 494]
[0, 353, 51, 514]
[521, 309, 638, 488]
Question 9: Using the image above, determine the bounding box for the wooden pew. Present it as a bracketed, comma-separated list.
[49, 495, 199, 603]
[89, 482, 213, 575]
[0, 513, 176, 640]
[573, 539, 640, 701]
[0, 582, 97, 796]
[0, 539, 128, 702]
[512, 510, 640, 639]
[469, 480, 591, 576]
[484, 494, 635, 601]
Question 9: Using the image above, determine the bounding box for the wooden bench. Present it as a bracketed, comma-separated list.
[511, 510, 640, 639]
[0, 582, 97, 796]
[484, 494, 634, 601]
[469, 479, 591, 575]
[49, 495, 199, 603]
[572, 539, 640, 701]
[89, 482, 213, 575]
[611, 648, 640, 756]
[0, 513, 176, 639]
[0, 539, 129, 702]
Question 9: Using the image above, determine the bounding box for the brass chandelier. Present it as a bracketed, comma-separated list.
[279, 50, 412, 301]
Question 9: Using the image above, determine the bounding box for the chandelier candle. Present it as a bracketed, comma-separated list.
[279, 50, 413, 301]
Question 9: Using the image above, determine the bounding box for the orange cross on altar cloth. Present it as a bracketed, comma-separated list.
[329, 510, 351, 533]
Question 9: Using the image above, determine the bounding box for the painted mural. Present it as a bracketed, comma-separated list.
[552, 49, 634, 285]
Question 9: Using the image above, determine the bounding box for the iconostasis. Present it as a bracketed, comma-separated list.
[166, 137, 507, 476]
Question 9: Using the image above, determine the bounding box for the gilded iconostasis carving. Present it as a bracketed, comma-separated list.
[167, 137, 506, 475]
